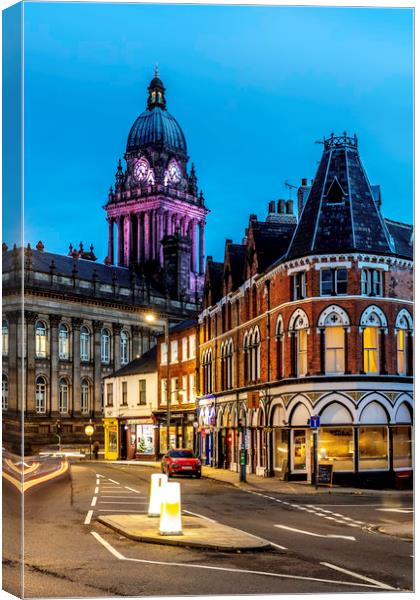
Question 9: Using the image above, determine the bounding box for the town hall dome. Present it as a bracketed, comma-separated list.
[126, 71, 187, 155]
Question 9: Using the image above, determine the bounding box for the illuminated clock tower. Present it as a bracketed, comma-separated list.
[104, 69, 209, 301]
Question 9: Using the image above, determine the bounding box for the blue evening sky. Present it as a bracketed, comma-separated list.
[21, 2, 413, 263]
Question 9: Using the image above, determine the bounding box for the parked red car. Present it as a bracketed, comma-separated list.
[161, 449, 201, 478]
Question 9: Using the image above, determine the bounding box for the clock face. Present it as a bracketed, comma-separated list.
[166, 160, 182, 184]
[133, 157, 150, 182]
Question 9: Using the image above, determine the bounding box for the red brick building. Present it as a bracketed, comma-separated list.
[197, 133, 413, 486]
[155, 319, 198, 454]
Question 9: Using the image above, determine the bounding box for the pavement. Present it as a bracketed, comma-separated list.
[98, 513, 272, 551]
[88, 460, 414, 547]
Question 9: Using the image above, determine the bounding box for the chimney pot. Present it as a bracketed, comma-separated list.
[302, 178, 307, 186]
[268, 200, 276, 214]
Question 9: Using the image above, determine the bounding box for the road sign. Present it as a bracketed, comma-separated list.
[309, 415, 320, 429]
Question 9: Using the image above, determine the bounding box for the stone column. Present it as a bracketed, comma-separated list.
[191, 219, 197, 272]
[113, 323, 123, 372]
[72, 318, 83, 416]
[144, 211, 150, 261]
[92, 320, 102, 416]
[49, 314, 61, 416]
[132, 326, 142, 359]
[158, 209, 164, 265]
[117, 217, 124, 266]
[137, 214, 142, 263]
[25, 311, 38, 414]
[199, 220, 205, 275]
[107, 217, 114, 265]
[124, 215, 131, 266]
[154, 210, 159, 259]
[6, 311, 19, 415]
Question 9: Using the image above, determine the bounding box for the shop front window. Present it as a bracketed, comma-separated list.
[274, 429, 288, 473]
[292, 429, 307, 471]
[359, 426, 388, 470]
[136, 424, 154, 454]
[392, 426, 412, 470]
[318, 427, 354, 471]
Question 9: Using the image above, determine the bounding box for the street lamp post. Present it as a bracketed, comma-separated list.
[145, 313, 171, 453]
[84, 421, 95, 460]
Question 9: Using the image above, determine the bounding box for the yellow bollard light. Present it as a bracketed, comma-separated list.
[148, 473, 168, 517]
[159, 481, 183, 536]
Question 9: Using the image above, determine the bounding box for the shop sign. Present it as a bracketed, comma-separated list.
[127, 418, 153, 425]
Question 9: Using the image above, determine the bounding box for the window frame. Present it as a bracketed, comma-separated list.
[2, 319, 9, 356]
[58, 323, 70, 360]
[59, 378, 69, 414]
[101, 328, 111, 364]
[36, 376, 46, 414]
[138, 379, 146, 405]
[120, 330, 129, 366]
[80, 326, 90, 362]
[2, 374, 8, 411]
[35, 321, 48, 358]
[80, 379, 90, 414]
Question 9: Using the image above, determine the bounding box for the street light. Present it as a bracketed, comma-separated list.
[144, 312, 171, 453]
[84, 420, 95, 460]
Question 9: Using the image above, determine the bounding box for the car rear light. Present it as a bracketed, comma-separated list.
[196, 460, 201, 466]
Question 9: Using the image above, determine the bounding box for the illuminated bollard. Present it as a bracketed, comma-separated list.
[159, 481, 183, 536]
[148, 473, 168, 517]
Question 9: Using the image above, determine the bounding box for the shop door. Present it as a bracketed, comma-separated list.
[120, 426, 128, 460]
[225, 430, 232, 470]
[292, 429, 308, 473]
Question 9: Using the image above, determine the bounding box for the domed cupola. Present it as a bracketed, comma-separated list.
[126, 68, 187, 156]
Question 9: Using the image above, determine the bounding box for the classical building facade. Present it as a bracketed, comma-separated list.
[2, 73, 207, 453]
[197, 133, 413, 487]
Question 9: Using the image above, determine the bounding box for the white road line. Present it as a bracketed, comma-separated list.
[274, 525, 355, 541]
[91, 531, 125, 559]
[320, 562, 396, 590]
[107, 479, 120, 485]
[84, 510, 93, 525]
[99, 501, 147, 504]
[90, 532, 380, 589]
[182, 510, 216, 523]
[101, 495, 143, 498]
[125, 486, 141, 494]
[377, 508, 413, 514]
[95, 474, 105, 478]
[96, 479, 100, 485]
[98, 509, 145, 512]
[91, 496, 97, 507]
[94, 486, 99, 494]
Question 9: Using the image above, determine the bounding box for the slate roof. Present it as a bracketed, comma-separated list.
[3, 248, 164, 297]
[112, 346, 157, 377]
[384, 219, 413, 259]
[287, 134, 396, 260]
[168, 318, 196, 334]
[251, 220, 296, 271]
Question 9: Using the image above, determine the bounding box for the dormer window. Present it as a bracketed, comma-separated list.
[320, 268, 347, 296]
[325, 177, 346, 205]
[361, 268, 383, 297]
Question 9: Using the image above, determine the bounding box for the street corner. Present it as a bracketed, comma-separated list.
[97, 513, 272, 552]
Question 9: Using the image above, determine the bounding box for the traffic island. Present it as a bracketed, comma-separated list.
[98, 514, 272, 552]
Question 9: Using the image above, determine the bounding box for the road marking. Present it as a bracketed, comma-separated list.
[101, 495, 143, 498]
[125, 486, 141, 494]
[377, 508, 413, 514]
[94, 486, 99, 494]
[84, 510, 93, 525]
[107, 479, 120, 485]
[274, 524, 355, 541]
[96, 474, 105, 478]
[98, 509, 146, 512]
[91, 496, 97, 507]
[99, 501, 147, 504]
[91, 531, 125, 559]
[182, 510, 216, 523]
[320, 562, 396, 590]
[90, 532, 383, 589]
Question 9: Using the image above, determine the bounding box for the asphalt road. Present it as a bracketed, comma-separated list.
[2, 461, 413, 597]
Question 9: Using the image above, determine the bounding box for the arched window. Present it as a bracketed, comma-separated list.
[101, 328, 111, 364]
[80, 326, 90, 362]
[395, 309, 413, 376]
[36, 376, 47, 414]
[80, 379, 90, 414]
[201, 349, 213, 394]
[120, 331, 129, 365]
[2, 319, 9, 356]
[2, 374, 8, 411]
[318, 306, 350, 375]
[58, 323, 70, 360]
[289, 309, 309, 378]
[243, 332, 250, 383]
[59, 378, 69, 414]
[226, 340, 234, 389]
[360, 306, 387, 375]
[251, 327, 261, 381]
[35, 321, 48, 358]
[275, 316, 284, 379]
